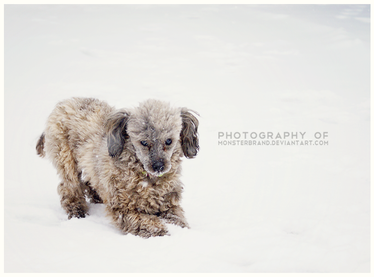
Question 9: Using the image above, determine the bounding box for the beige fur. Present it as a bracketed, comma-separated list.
[36, 97, 199, 238]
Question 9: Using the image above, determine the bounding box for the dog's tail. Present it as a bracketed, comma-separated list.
[36, 133, 46, 158]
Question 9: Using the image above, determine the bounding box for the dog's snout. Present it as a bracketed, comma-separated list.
[152, 160, 165, 172]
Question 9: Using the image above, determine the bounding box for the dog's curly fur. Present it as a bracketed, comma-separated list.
[36, 97, 199, 238]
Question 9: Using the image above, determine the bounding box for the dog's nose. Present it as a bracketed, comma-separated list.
[152, 161, 165, 172]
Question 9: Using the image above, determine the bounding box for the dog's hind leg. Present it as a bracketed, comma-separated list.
[56, 165, 89, 219]
[50, 139, 89, 219]
[58, 181, 88, 219]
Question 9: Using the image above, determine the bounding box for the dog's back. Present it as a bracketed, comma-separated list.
[38, 98, 113, 159]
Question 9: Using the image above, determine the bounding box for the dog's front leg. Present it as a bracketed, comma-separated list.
[160, 206, 190, 229]
[108, 208, 169, 238]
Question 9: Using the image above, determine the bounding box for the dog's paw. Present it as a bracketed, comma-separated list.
[67, 207, 88, 219]
[137, 217, 170, 238]
[61, 195, 89, 220]
[162, 214, 190, 229]
[138, 226, 170, 238]
[117, 212, 170, 238]
[65, 202, 89, 219]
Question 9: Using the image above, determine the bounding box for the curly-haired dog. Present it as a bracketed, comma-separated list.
[36, 97, 199, 238]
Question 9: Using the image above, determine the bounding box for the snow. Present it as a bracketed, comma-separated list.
[4, 4, 370, 273]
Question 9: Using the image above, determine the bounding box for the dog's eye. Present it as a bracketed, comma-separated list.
[165, 139, 172, 146]
[140, 141, 148, 147]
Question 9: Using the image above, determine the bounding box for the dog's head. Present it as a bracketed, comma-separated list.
[105, 100, 199, 177]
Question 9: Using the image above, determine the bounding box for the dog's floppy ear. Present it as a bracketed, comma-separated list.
[105, 110, 130, 158]
[180, 108, 199, 158]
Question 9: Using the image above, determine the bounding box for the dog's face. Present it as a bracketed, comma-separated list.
[127, 101, 183, 177]
[105, 100, 199, 177]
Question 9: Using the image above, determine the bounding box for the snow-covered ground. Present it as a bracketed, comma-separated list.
[4, 4, 370, 273]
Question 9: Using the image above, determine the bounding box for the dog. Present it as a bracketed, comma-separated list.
[36, 97, 199, 238]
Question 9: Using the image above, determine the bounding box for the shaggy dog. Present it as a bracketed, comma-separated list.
[36, 97, 199, 238]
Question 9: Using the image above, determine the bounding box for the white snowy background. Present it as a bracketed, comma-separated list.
[4, 4, 370, 273]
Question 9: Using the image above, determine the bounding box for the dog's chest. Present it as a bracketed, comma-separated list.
[132, 179, 175, 213]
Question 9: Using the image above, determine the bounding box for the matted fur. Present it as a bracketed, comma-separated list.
[36, 97, 199, 238]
